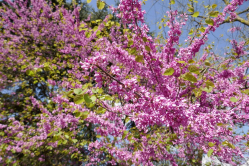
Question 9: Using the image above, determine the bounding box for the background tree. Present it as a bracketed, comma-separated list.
[0, 0, 119, 165]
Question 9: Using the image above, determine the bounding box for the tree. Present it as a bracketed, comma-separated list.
[0, 0, 115, 165]
[0, 0, 249, 165]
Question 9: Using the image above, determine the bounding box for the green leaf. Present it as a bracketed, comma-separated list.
[228, 143, 235, 149]
[163, 68, 175, 76]
[222, 140, 228, 146]
[217, 123, 223, 126]
[207, 149, 213, 157]
[192, 11, 199, 17]
[188, 7, 194, 13]
[212, 4, 217, 9]
[142, 37, 147, 42]
[184, 73, 197, 83]
[135, 55, 143, 62]
[84, 94, 92, 103]
[72, 139, 78, 143]
[230, 97, 238, 102]
[96, 107, 106, 114]
[241, 89, 249, 95]
[208, 142, 215, 147]
[74, 95, 84, 104]
[74, 111, 82, 118]
[128, 40, 133, 47]
[170, 0, 175, 4]
[205, 61, 211, 66]
[205, 80, 214, 88]
[177, 61, 186, 64]
[200, 26, 206, 33]
[87, 0, 91, 3]
[82, 111, 89, 119]
[127, 135, 133, 140]
[96, 30, 101, 36]
[85, 31, 91, 38]
[202, 87, 213, 93]
[97, 0, 105, 10]
[209, 11, 219, 17]
[26, 70, 35, 76]
[189, 29, 193, 35]
[205, 18, 214, 26]
[125, 117, 130, 124]
[188, 59, 195, 63]
[130, 48, 137, 55]
[74, 88, 83, 95]
[90, 95, 97, 102]
[97, 88, 104, 94]
[145, 45, 151, 52]
[188, 65, 199, 74]
[122, 130, 128, 139]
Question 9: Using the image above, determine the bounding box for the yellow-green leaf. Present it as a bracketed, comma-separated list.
[188, 7, 194, 13]
[192, 11, 199, 17]
[177, 61, 185, 64]
[207, 149, 213, 157]
[82, 111, 89, 119]
[74, 95, 84, 104]
[87, 0, 91, 3]
[212, 4, 217, 9]
[170, 0, 175, 4]
[200, 26, 206, 33]
[145, 46, 151, 52]
[184, 73, 197, 83]
[209, 11, 219, 17]
[83, 94, 92, 103]
[122, 130, 128, 139]
[205, 61, 211, 66]
[97, 0, 105, 10]
[205, 18, 214, 26]
[74, 88, 84, 95]
[164, 68, 175, 76]
[208, 142, 215, 147]
[202, 87, 213, 93]
[228, 143, 235, 149]
[128, 40, 133, 47]
[135, 55, 143, 62]
[90, 95, 97, 102]
[230, 97, 238, 102]
[205, 80, 214, 88]
[188, 65, 199, 74]
[142, 37, 147, 42]
[188, 59, 195, 63]
[130, 48, 136, 55]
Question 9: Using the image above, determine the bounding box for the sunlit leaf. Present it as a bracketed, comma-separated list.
[163, 68, 175, 76]
[97, 0, 105, 10]
[184, 73, 197, 83]
[135, 55, 143, 62]
[74, 95, 84, 104]
[74, 88, 83, 95]
[84, 94, 92, 103]
[192, 11, 199, 17]
[230, 97, 238, 102]
[209, 11, 219, 17]
[212, 4, 217, 9]
[122, 130, 128, 139]
[207, 149, 213, 157]
[205, 18, 214, 26]
[145, 46, 151, 52]
[208, 142, 215, 147]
